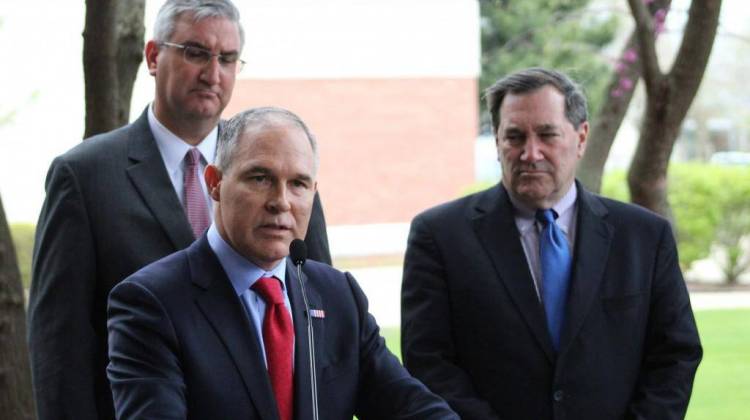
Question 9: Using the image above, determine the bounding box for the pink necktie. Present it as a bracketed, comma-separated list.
[183, 148, 210, 238]
[252, 277, 294, 420]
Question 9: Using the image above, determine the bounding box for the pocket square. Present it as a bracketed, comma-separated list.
[309, 309, 325, 319]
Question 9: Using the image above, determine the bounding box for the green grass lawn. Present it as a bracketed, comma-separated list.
[687, 309, 750, 420]
[380, 308, 750, 419]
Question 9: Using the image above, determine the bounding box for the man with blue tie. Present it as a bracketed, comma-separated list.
[107, 107, 458, 419]
[401, 68, 702, 419]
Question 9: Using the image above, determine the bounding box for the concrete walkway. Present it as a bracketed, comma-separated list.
[351, 266, 750, 328]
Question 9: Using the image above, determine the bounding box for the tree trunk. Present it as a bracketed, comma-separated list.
[83, 0, 145, 139]
[577, 32, 641, 193]
[577, 0, 672, 193]
[0, 194, 35, 420]
[626, 0, 722, 220]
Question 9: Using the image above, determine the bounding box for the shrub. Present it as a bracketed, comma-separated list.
[603, 163, 750, 275]
[10, 223, 35, 289]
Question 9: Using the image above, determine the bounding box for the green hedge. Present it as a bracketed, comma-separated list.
[602, 163, 750, 270]
[10, 222, 34, 289]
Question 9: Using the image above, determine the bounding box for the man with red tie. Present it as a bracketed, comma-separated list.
[107, 107, 457, 419]
[28, 2, 331, 419]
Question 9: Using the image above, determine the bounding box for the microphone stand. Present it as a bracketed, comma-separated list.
[294, 255, 319, 420]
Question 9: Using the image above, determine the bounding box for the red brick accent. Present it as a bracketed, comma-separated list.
[224, 78, 477, 225]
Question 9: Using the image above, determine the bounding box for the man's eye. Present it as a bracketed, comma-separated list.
[184, 47, 210, 61]
[219, 53, 239, 65]
[505, 134, 523, 143]
[250, 175, 268, 184]
[292, 180, 309, 189]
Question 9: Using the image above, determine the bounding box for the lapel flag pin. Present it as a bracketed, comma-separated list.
[309, 309, 325, 319]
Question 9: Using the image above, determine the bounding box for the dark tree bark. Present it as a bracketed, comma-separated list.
[627, 0, 722, 220]
[577, 0, 671, 193]
[83, 0, 145, 138]
[0, 194, 34, 420]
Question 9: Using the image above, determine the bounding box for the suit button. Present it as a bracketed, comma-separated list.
[553, 390, 564, 402]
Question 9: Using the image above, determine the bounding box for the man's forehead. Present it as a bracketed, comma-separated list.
[235, 125, 314, 163]
[171, 15, 240, 44]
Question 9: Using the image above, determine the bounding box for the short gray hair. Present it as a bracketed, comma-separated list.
[216, 107, 319, 173]
[153, 0, 245, 50]
[485, 67, 588, 133]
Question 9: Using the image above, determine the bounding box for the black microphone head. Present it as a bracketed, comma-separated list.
[289, 239, 307, 266]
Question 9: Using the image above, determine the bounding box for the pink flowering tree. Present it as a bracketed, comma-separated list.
[577, 0, 671, 192]
[626, 0, 722, 220]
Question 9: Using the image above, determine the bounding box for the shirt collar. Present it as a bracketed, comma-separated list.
[147, 103, 217, 172]
[206, 224, 287, 296]
[509, 182, 578, 235]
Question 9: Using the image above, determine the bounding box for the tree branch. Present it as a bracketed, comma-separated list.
[627, 0, 663, 94]
[668, 0, 722, 110]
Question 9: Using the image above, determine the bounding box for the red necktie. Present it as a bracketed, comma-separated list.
[183, 148, 210, 238]
[252, 277, 294, 420]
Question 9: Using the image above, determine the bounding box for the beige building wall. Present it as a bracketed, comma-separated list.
[225, 78, 477, 225]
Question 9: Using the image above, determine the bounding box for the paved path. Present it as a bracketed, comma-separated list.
[351, 266, 750, 327]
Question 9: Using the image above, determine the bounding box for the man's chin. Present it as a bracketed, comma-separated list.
[514, 186, 554, 208]
[184, 101, 223, 121]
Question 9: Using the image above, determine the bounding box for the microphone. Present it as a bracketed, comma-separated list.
[290, 238, 307, 266]
[289, 239, 318, 420]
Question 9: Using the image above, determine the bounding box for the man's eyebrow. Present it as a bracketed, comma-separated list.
[241, 166, 272, 175]
[295, 174, 313, 183]
[535, 124, 560, 131]
[183, 41, 239, 55]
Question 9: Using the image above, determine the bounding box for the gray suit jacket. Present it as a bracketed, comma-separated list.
[27, 109, 331, 420]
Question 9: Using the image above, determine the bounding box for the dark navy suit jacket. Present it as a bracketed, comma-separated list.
[28, 109, 331, 420]
[401, 182, 702, 420]
[107, 236, 457, 420]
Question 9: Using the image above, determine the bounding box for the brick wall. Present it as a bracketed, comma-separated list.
[224, 78, 478, 225]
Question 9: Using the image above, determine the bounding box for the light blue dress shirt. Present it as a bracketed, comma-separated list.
[206, 224, 294, 365]
[509, 183, 578, 300]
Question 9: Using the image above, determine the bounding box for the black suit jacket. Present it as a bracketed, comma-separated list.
[27, 109, 331, 420]
[106, 237, 457, 420]
[401, 182, 702, 420]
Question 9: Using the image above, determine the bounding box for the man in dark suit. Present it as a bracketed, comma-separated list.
[106, 107, 457, 420]
[28, 2, 330, 419]
[401, 68, 702, 419]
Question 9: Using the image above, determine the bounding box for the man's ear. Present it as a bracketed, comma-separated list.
[145, 40, 160, 77]
[204, 165, 222, 201]
[576, 121, 589, 158]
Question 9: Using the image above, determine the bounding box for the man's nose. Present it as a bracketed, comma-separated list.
[266, 184, 292, 213]
[521, 137, 544, 162]
[200, 56, 222, 85]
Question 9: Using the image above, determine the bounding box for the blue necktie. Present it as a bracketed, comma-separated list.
[536, 209, 572, 351]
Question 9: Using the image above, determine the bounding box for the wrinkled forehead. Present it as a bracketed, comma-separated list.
[499, 87, 568, 127]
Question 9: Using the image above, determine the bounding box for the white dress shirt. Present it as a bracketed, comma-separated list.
[147, 104, 216, 214]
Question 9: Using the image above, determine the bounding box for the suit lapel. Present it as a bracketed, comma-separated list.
[285, 260, 323, 420]
[189, 238, 279, 420]
[472, 185, 556, 362]
[125, 109, 194, 249]
[559, 185, 613, 353]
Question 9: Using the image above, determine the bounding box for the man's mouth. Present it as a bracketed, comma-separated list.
[192, 89, 219, 98]
[259, 223, 292, 232]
